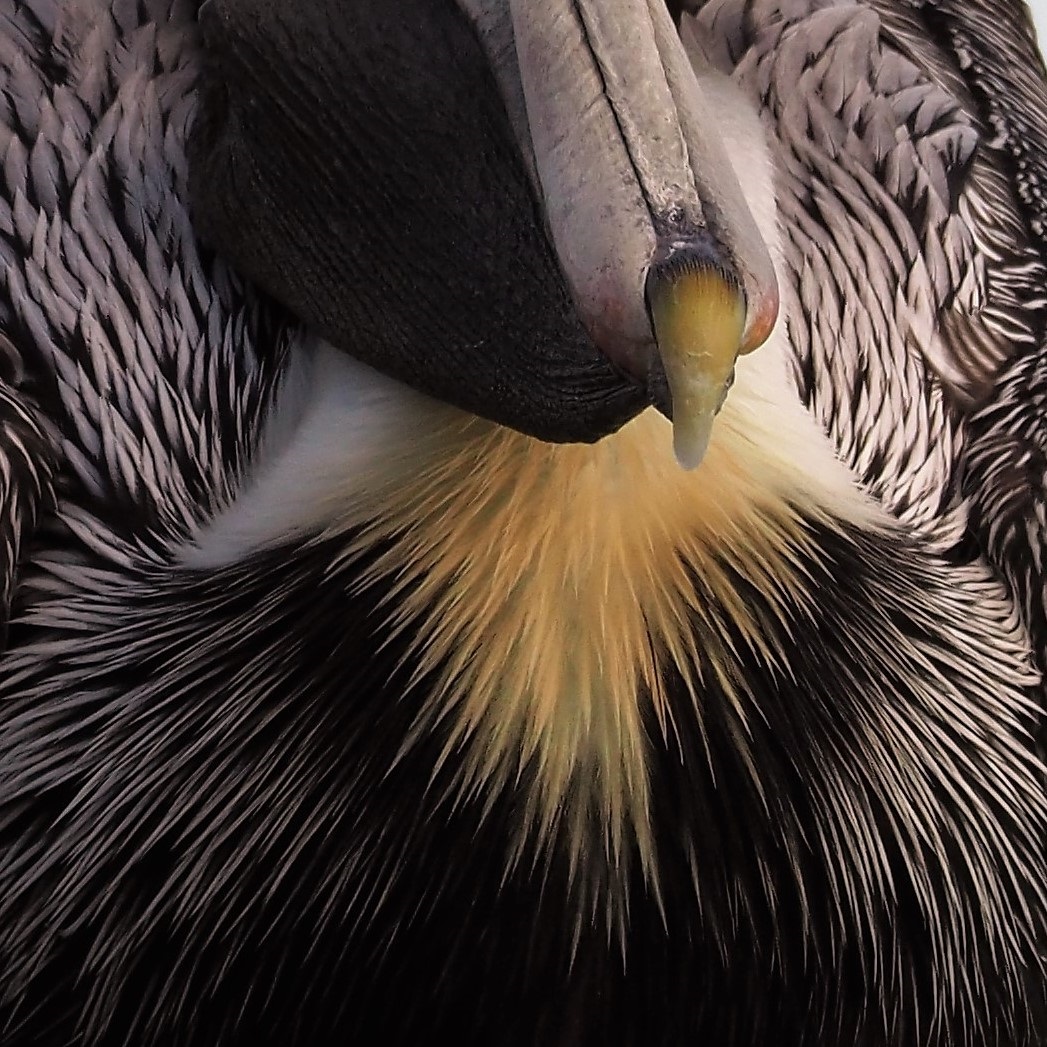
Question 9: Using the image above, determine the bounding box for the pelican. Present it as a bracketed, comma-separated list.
[0, 0, 1044, 1044]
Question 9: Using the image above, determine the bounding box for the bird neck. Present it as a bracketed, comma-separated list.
[181, 334, 874, 887]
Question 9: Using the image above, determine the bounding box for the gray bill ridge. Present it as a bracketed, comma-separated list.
[465, 0, 780, 466]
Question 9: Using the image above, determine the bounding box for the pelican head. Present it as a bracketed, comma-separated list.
[189, 0, 779, 466]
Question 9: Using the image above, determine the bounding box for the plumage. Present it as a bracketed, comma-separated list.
[0, 1, 1044, 1045]
[689, 0, 1047, 540]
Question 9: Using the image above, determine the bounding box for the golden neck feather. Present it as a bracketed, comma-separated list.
[303, 348, 875, 894]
